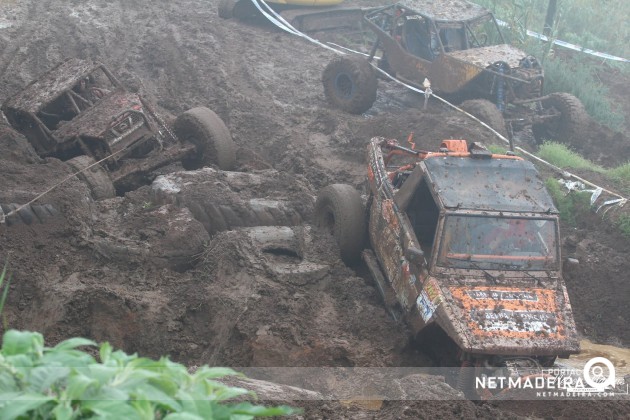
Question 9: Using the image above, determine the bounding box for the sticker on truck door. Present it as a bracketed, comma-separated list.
[416, 278, 442, 322]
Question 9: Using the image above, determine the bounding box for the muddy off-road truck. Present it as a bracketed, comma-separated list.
[315, 138, 579, 397]
[322, 1, 588, 142]
[1, 59, 236, 198]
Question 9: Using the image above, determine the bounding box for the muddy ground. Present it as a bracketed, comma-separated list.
[1, 0, 629, 418]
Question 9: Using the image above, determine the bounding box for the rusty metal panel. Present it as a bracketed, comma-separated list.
[428, 53, 482, 93]
[447, 44, 527, 69]
[423, 157, 557, 213]
[53, 91, 143, 140]
[398, 0, 488, 22]
[438, 285, 579, 355]
[2, 58, 102, 114]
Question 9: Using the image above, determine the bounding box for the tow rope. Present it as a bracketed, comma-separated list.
[252, 0, 627, 213]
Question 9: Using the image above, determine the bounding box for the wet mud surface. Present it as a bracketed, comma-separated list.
[1, 0, 629, 417]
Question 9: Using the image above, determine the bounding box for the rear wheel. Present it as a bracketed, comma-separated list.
[323, 56, 377, 115]
[460, 99, 507, 138]
[533, 92, 588, 144]
[174, 107, 236, 170]
[66, 155, 115, 200]
[314, 184, 367, 264]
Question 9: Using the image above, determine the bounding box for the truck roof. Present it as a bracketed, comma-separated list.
[398, 0, 489, 22]
[424, 156, 558, 213]
[2, 58, 102, 115]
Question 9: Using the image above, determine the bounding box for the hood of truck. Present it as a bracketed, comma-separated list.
[53, 90, 144, 140]
[447, 44, 528, 69]
[420, 281, 580, 356]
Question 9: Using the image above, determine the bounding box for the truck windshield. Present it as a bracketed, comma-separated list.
[437, 215, 558, 271]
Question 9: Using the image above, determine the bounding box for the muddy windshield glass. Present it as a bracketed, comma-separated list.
[438, 215, 558, 271]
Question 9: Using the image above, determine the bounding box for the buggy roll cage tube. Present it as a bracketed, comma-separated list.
[379, 138, 522, 167]
[366, 5, 534, 85]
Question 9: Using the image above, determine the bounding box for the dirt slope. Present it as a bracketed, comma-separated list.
[1, 0, 629, 417]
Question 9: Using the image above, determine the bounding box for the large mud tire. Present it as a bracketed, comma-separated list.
[174, 107, 236, 170]
[322, 56, 377, 115]
[534, 92, 588, 144]
[66, 156, 115, 200]
[460, 99, 507, 138]
[1, 203, 59, 226]
[218, 0, 237, 18]
[315, 184, 367, 264]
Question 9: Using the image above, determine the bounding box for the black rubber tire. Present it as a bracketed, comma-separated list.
[66, 155, 115, 200]
[460, 99, 507, 138]
[174, 107, 236, 170]
[534, 92, 588, 144]
[314, 184, 367, 264]
[218, 0, 237, 18]
[322, 56, 377, 115]
[1, 203, 59, 226]
[31, 204, 59, 223]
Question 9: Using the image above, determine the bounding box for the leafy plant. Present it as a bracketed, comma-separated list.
[617, 215, 630, 238]
[545, 178, 591, 226]
[537, 142, 605, 172]
[0, 267, 298, 419]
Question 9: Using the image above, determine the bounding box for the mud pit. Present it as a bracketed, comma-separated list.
[1, 0, 629, 417]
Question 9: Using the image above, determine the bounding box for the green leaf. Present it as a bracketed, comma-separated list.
[41, 348, 95, 367]
[1, 330, 44, 356]
[99, 342, 112, 364]
[130, 397, 154, 420]
[163, 413, 204, 420]
[0, 266, 10, 316]
[0, 392, 54, 419]
[81, 400, 139, 419]
[27, 365, 70, 393]
[131, 384, 181, 412]
[52, 400, 73, 420]
[52, 337, 96, 352]
[64, 372, 97, 400]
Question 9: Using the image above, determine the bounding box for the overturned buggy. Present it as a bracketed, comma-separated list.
[2, 59, 236, 198]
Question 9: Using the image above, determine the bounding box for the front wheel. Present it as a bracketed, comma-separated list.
[322, 56, 377, 115]
[174, 107, 236, 170]
[314, 184, 367, 264]
[66, 155, 115, 200]
[533, 92, 588, 144]
[459, 99, 507, 138]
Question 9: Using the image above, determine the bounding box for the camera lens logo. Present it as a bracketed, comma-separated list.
[583, 357, 616, 392]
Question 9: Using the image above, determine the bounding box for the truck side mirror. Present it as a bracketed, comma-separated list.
[405, 246, 425, 265]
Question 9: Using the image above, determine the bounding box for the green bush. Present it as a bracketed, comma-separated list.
[537, 142, 604, 172]
[617, 215, 630, 238]
[474, 0, 626, 131]
[0, 269, 298, 420]
[541, 58, 625, 131]
[545, 178, 591, 226]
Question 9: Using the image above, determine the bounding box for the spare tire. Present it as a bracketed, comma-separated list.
[174, 107, 236, 170]
[460, 99, 508, 138]
[323, 56, 377, 115]
[66, 155, 115, 200]
[315, 184, 367, 264]
[533, 92, 588, 144]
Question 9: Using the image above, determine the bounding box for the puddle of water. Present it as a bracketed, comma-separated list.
[563, 339, 630, 376]
[0, 21, 13, 29]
